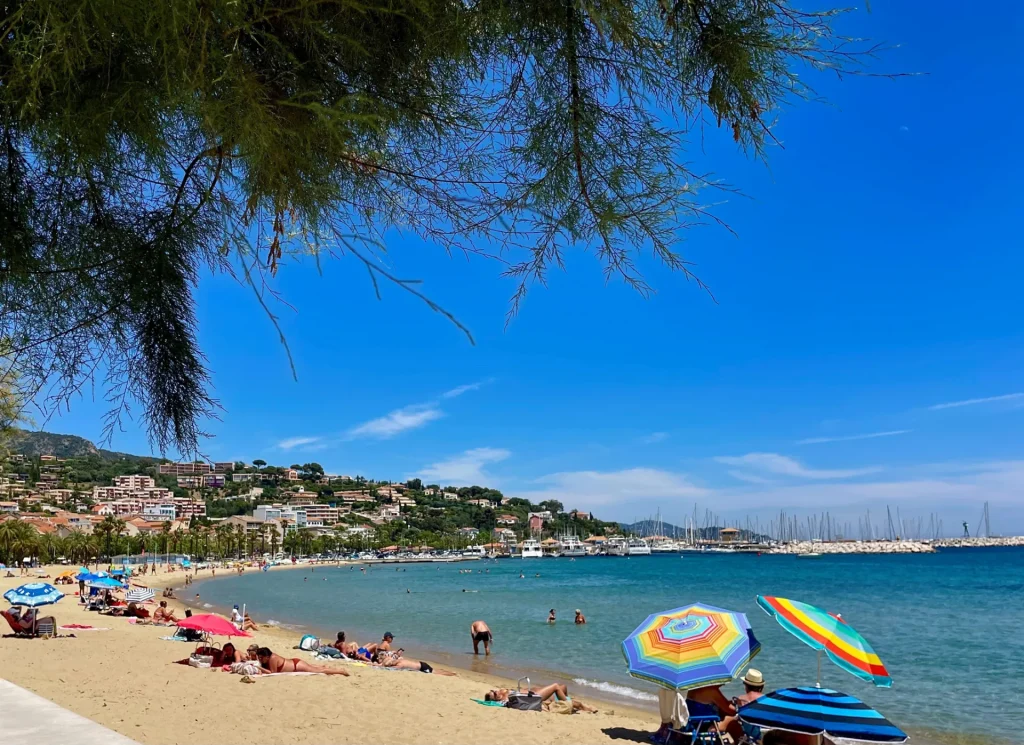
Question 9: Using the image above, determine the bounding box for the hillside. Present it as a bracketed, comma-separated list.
[5, 429, 162, 464]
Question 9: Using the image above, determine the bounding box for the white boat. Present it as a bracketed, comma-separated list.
[605, 536, 629, 556]
[650, 540, 679, 553]
[462, 545, 486, 557]
[557, 534, 588, 557]
[521, 539, 543, 559]
[627, 538, 652, 556]
[796, 552, 822, 559]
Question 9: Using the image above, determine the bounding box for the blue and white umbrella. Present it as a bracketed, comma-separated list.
[3, 582, 65, 608]
[738, 687, 908, 743]
[125, 588, 155, 603]
[86, 576, 125, 589]
[76, 571, 109, 582]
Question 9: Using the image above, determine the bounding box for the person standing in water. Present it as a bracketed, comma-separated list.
[574, 609, 587, 625]
[470, 620, 493, 655]
[547, 609, 556, 623]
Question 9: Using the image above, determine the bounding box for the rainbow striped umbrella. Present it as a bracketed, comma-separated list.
[757, 595, 891, 688]
[622, 602, 761, 690]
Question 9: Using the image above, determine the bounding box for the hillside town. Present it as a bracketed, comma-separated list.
[0, 443, 615, 562]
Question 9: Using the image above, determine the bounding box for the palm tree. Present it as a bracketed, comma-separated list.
[0, 519, 37, 565]
[258, 524, 268, 556]
[95, 515, 126, 561]
[268, 525, 280, 558]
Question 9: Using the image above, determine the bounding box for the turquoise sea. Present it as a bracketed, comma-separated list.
[191, 547, 1024, 744]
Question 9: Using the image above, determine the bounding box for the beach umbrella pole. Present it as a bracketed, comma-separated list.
[816, 649, 822, 688]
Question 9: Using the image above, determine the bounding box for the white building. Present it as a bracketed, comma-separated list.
[142, 503, 176, 521]
[113, 474, 156, 490]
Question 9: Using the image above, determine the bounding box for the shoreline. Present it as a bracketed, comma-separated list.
[1, 563, 661, 745]
[179, 561, 662, 718]
[2, 560, 1011, 745]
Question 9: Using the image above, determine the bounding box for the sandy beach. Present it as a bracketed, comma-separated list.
[0, 564, 659, 744]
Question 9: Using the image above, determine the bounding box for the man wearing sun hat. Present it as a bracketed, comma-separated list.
[737, 668, 765, 706]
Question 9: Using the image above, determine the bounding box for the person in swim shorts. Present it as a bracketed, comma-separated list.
[470, 619, 493, 655]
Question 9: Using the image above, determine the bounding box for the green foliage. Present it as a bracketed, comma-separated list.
[0, 0, 884, 456]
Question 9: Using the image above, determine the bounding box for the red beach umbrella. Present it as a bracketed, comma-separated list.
[176, 613, 251, 637]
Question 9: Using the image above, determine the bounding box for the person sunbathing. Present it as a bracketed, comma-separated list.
[484, 683, 597, 712]
[240, 612, 258, 632]
[13, 607, 57, 634]
[255, 646, 350, 676]
[216, 643, 245, 665]
[374, 651, 456, 676]
[153, 601, 179, 623]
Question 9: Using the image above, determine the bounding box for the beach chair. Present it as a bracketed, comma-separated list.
[667, 700, 725, 745]
[2, 609, 31, 637]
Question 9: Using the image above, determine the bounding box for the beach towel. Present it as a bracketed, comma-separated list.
[227, 661, 263, 676]
[472, 699, 507, 707]
[59, 624, 108, 631]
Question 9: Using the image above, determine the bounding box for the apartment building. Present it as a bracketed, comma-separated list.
[113, 474, 156, 490]
[158, 462, 212, 476]
[213, 462, 236, 473]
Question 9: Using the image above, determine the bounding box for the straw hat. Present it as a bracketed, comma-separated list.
[742, 669, 764, 687]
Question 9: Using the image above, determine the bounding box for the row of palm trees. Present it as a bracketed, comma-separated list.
[2, 517, 381, 565]
[0, 514, 496, 566]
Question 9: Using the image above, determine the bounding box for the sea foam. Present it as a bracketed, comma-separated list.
[572, 678, 657, 702]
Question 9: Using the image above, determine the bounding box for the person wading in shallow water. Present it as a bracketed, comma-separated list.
[470, 620, 493, 655]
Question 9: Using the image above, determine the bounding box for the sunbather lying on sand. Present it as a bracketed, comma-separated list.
[373, 651, 456, 676]
[484, 683, 597, 713]
[256, 646, 350, 676]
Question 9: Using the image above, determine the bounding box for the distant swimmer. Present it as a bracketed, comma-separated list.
[519, 573, 525, 578]
[470, 620, 493, 656]
[574, 609, 587, 625]
[548, 608, 556, 624]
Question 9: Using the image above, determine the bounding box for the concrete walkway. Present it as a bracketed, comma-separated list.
[0, 678, 141, 744]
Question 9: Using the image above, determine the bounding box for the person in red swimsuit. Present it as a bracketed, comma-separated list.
[255, 647, 350, 676]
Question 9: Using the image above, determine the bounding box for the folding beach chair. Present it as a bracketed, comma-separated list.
[667, 699, 726, 745]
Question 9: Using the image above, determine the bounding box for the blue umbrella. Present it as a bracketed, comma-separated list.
[86, 576, 125, 589]
[75, 571, 109, 582]
[738, 687, 908, 743]
[3, 582, 65, 608]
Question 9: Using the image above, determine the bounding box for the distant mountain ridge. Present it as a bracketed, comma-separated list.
[5, 430, 162, 463]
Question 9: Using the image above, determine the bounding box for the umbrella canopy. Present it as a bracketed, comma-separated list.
[176, 613, 251, 637]
[55, 569, 77, 579]
[86, 576, 125, 589]
[757, 595, 891, 688]
[76, 571, 108, 582]
[4, 583, 65, 608]
[739, 687, 907, 743]
[622, 602, 761, 690]
[125, 588, 155, 603]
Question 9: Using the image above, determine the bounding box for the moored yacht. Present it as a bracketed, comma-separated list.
[627, 537, 652, 556]
[521, 539, 543, 558]
[557, 534, 588, 557]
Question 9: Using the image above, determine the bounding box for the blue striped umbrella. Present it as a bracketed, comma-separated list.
[75, 571, 109, 582]
[3, 583, 65, 608]
[739, 687, 907, 743]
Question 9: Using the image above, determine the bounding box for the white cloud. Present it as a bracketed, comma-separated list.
[797, 430, 911, 445]
[417, 448, 511, 486]
[441, 381, 487, 399]
[640, 432, 670, 444]
[276, 436, 322, 450]
[714, 452, 881, 480]
[348, 405, 444, 439]
[727, 471, 775, 485]
[899, 125, 910, 132]
[928, 392, 1024, 411]
[514, 467, 710, 508]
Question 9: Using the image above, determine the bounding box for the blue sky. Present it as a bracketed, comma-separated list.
[44, 2, 1024, 534]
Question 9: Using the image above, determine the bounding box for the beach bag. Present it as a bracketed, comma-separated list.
[188, 653, 213, 668]
[229, 661, 262, 676]
[317, 646, 343, 659]
[298, 634, 320, 651]
[506, 692, 543, 712]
